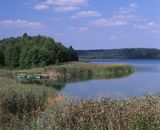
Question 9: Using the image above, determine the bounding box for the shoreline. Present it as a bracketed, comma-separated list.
[15, 61, 134, 80]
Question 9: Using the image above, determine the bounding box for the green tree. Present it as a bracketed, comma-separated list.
[0, 46, 5, 65]
[5, 46, 13, 67]
[1, 34, 79, 68]
[68, 46, 79, 61]
[30, 47, 47, 67]
[19, 46, 32, 68]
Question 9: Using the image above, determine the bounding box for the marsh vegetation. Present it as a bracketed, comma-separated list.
[1, 75, 160, 130]
[0, 62, 159, 130]
[0, 62, 138, 129]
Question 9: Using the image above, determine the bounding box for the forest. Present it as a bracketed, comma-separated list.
[77, 48, 160, 59]
[0, 33, 78, 68]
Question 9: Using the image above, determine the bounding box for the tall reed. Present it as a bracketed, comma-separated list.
[0, 77, 58, 128]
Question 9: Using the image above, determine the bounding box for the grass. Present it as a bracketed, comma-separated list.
[0, 77, 59, 129]
[14, 61, 134, 78]
[28, 95, 160, 130]
[44, 61, 134, 80]
[3, 61, 160, 130]
[1, 61, 134, 90]
[2, 95, 160, 130]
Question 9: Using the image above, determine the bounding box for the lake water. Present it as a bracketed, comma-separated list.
[61, 60, 160, 99]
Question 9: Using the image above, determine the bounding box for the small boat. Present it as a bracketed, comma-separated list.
[16, 74, 49, 79]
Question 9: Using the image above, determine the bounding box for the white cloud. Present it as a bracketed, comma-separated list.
[68, 26, 88, 32]
[90, 17, 128, 27]
[71, 11, 102, 19]
[89, 3, 143, 27]
[54, 6, 79, 12]
[46, 0, 88, 6]
[0, 19, 45, 29]
[79, 27, 88, 32]
[118, 3, 137, 14]
[134, 22, 160, 32]
[134, 22, 156, 29]
[112, 14, 137, 20]
[34, 4, 49, 10]
[34, 0, 88, 12]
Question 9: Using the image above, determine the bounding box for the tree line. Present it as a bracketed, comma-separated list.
[77, 48, 160, 59]
[0, 33, 78, 68]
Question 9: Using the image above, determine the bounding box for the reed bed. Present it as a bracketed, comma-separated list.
[37, 95, 160, 130]
[0, 62, 141, 130]
[45, 61, 134, 80]
[0, 77, 58, 129]
[4, 95, 160, 130]
[0, 79, 160, 129]
[13, 62, 134, 79]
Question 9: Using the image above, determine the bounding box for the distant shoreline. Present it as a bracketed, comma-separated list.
[77, 48, 160, 60]
[80, 58, 160, 60]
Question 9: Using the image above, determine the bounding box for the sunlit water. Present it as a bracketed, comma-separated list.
[61, 60, 160, 99]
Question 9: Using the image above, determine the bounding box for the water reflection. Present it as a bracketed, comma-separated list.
[19, 60, 160, 99]
[61, 60, 160, 99]
[18, 72, 132, 92]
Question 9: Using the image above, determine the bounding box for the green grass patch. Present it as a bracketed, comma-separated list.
[0, 77, 58, 128]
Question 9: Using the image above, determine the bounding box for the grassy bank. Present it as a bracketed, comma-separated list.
[0, 62, 144, 130]
[4, 61, 134, 91]
[2, 94, 160, 130]
[50, 95, 160, 130]
[16, 61, 134, 80]
[0, 77, 60, 129]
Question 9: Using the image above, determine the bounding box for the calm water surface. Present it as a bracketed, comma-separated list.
[61, 60, 160, 99]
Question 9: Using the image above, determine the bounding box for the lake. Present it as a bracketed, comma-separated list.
[61, 60, 160, 99]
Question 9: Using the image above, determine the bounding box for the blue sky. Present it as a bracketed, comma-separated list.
[0, 0, 160, 49]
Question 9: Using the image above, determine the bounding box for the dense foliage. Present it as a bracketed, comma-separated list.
[0, 33, 78, 68]
[77, 48, 160, 59]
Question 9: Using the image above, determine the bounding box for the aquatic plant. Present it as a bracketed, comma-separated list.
[45, 61, 134, 80]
